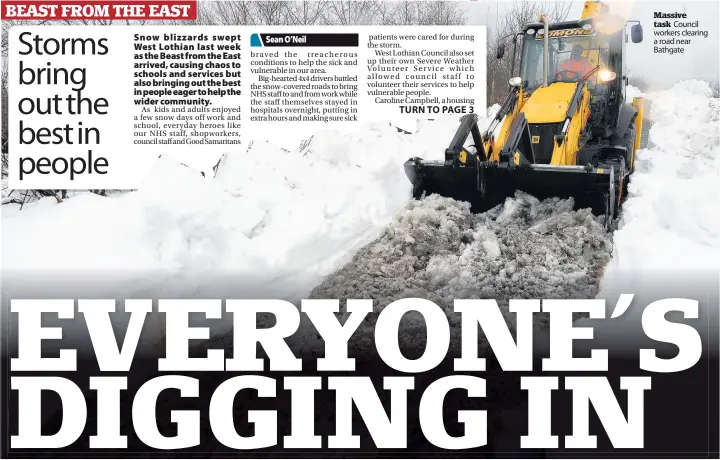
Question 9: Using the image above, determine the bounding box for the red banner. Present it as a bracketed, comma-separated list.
[1, 0, 197, 20]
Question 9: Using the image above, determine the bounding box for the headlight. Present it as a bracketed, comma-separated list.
[599, 69, 617, 82]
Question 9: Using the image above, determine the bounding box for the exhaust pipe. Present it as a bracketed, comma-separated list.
[540, 14, 549, 87]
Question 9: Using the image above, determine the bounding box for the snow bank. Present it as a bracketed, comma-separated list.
[0, 113, 491, 350]
[2, 111, 495, 296]
[610, 80, 720, 271]
[625, 84, 645, 100]
[586, 80, 720, 349]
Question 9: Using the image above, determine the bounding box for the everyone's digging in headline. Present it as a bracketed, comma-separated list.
[9, 296, 705, 450]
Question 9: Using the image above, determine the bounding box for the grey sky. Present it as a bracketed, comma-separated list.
[461, 0, 719, 88]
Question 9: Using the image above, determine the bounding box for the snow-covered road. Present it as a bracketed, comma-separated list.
[2, 81, 718, 350]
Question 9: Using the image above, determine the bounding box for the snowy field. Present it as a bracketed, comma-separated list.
[2, 81, 719, 351]
[2, 113, 493, 295]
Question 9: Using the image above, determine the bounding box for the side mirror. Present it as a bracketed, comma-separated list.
[631, 24, 643, 43]
[496, 42, 505, 59]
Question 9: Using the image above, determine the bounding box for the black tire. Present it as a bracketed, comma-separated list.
[597, 152, 627, 230]
[603, 191, 613, 231]
[625, 122, 637, 174]
[618, 121, 636, 213]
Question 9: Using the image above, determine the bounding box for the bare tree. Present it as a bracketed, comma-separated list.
[387, 1, 423, 26]
[197, 0, 256, 25]
[1, 20, 44, 178]
[252, 1, 291, 25]
[486, 0, 572, 104]
[325, 1, 383, 25]
[419, 1, 467, 26]
[285, 0, 330, 25]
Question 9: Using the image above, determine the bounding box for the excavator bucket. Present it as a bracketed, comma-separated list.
[404, 158, 616, 217]
[404, 158, 512, 213]
[403, 114, 625, 229]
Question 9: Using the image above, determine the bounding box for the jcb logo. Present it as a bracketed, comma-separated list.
[536, 27, 596, 39]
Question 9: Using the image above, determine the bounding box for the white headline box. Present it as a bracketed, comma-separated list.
[8, 25, 486, 189]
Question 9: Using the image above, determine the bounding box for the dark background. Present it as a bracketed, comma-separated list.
[3, 336, 718, 458]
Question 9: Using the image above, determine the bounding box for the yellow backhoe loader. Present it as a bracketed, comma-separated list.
[403, 1, 645, 230]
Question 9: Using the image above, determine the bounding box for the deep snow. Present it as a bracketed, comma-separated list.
[585, 80, 720, 348]
[1, 110, 498, 303]
[2, 82, 718, 352]
[608, 80, 720, 271]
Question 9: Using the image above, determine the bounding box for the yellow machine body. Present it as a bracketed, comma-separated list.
[404, 0, 645, 230]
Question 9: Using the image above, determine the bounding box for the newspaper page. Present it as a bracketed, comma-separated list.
[1, 0, 719, 459]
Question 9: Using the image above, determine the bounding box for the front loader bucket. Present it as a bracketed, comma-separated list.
[404, 159, 514, 213]
[404, 158, 617, 220]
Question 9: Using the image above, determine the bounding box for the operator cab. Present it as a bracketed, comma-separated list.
[520, 20, 619, 87]
[515, 15, 642, 137]
[518, 18, 624, 134]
